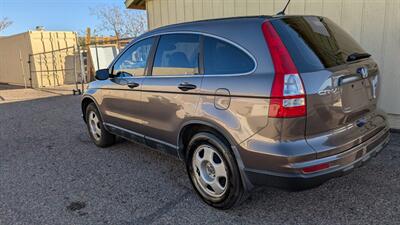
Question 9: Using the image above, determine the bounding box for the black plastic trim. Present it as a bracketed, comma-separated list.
[104, 123, 179, 158]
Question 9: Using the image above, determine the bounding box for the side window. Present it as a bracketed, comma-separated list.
[152, 34, 200, 76]
[203, 36, 255, 75]
[112, 37, 154, 77]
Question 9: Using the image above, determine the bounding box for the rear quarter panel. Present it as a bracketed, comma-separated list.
[189, 18, 276, 144]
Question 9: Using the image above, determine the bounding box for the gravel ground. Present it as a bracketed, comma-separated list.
[0, 89, 400, 225]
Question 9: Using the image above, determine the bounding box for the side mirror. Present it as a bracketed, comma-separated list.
[95, 69, 110, 80]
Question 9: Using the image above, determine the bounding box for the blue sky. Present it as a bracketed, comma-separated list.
[0, 0, 140, 36]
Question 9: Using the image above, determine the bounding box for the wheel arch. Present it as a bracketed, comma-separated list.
[81, 95, 102, 123]
[177, 120, 236, 159]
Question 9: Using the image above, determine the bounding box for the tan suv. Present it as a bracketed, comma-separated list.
[81, 16, 390, 209]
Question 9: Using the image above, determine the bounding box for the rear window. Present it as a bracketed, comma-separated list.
[203, 36, 254, 75]
[272, 16, 366, 72]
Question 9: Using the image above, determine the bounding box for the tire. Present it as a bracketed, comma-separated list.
[85, 103, 115, 147]
[186, 132, 246, 209]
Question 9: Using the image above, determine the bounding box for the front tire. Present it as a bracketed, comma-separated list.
[186, 132, 245, 209]
[85, 103, 115, 147]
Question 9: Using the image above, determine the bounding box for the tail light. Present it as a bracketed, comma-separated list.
[262, 21, 306, 118]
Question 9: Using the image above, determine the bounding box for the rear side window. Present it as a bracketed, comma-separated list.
[203, 36, 254, 75]
[272, 16, 366, 72]
[152, 34, 200, 76]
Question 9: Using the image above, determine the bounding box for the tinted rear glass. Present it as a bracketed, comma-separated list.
[203, 36, 254, 75]
[272, 16, 366, 72]
[153, 34, 200, 76]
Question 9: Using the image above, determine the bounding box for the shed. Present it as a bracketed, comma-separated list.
[0, 30, 78, 88]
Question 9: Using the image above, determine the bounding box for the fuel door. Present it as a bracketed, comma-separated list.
[214, 88, 231, 110]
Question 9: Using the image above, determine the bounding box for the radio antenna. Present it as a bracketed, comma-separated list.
[276, 0, 291, 16]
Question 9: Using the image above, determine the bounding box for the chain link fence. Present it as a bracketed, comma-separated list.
[28, 37, 133, 95]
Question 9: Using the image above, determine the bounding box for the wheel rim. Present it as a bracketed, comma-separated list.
[192, 144, 228, 198]
[88, 111, 101, 141]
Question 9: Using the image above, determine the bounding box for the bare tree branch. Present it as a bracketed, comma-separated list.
[0, 17, 13, 33]
[124, 12, 147, 38]
[90, 5, 147, 39]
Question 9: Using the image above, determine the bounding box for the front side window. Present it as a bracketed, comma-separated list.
[112, 37, 154, 77]
[152, 34, 200, 76]
[203, 36, 255, 75]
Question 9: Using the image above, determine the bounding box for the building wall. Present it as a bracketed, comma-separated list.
[0, 31, 78, 88]
[144, 0, 400, 128]
[0, 32, 32, 87]
[29, 31, 78, 87]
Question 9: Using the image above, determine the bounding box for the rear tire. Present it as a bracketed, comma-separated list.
[85, 103, 115, 147]
[186, 132, 246, 209]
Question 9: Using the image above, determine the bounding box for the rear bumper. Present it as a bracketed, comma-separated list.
[243, 127, 390, 190]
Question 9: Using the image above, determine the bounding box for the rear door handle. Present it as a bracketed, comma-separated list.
[127, 82, 139, 88]
[178, 82, 197, 91]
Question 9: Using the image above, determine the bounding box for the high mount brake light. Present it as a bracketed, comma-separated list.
[262, 21, 306, 118]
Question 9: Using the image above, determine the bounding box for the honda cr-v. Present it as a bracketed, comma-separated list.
[81, 15, 390, 209]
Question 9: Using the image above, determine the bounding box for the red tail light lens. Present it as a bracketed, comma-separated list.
[262, 21, 306, 118]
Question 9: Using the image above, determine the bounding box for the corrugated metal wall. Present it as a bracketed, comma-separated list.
[145, 0, 400, 128]
[29, 31, 78, 87]
[0, 31, 77, 88]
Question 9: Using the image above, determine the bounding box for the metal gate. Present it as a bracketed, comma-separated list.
[28, 45, 85, 94]
[27, 36, 133, 94]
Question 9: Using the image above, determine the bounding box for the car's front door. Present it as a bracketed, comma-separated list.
[100, 37, 155, 142]
[140, 34, 203, 152]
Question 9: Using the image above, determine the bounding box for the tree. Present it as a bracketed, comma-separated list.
[90, 5, 147, 39]
[0, 17, 12, 33]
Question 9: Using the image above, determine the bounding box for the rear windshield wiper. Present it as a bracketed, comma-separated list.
[347, 52, 371, 62]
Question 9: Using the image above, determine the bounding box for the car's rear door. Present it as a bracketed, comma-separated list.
[272, 16, 387, 158]
[140, 33, 203, 153]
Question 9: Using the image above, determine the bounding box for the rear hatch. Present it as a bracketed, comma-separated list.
[271, 16, 386, 158]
